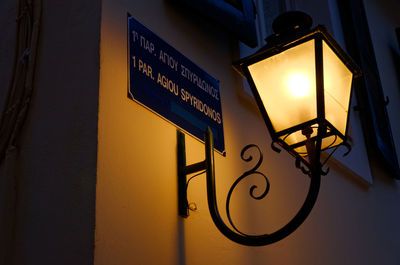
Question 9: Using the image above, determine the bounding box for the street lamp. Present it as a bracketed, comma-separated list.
[233, 11, 360, 168]
[177, 11, 361, 246]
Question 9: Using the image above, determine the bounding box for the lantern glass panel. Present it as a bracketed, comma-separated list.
[248, 39, 317, 133]
[323, 40, 353, 136]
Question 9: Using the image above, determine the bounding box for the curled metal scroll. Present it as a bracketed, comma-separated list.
[203, 128, 322, 246]
[225, 144, 270, 235]
[295, 157, 311, 175]
[178, 127, 323, 246]
[271, 141, 282, 153]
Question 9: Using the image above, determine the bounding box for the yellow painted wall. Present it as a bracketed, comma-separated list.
[96, 0, 400, 264]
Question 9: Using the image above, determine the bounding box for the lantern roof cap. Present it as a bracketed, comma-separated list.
[272, 11, 313, 35]
[265, 11, 313, 47]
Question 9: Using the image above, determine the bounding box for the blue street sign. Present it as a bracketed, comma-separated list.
[128, 14, 225, 154]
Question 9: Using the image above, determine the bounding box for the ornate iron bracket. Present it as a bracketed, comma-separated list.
[177, 128, 322, 246]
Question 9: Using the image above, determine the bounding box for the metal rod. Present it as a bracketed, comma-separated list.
[181, 161, 207, 175]
[203, 127, 321, 245]
[177, 130, 189, 217]
[177, 130, 209, 217]
[315, 37, 325, 121]
[177, 127, 321, 246]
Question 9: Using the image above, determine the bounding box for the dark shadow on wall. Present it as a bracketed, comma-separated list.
[5, 0, 101, 264]
[166, 0, 257, 47]
[177, 218, 187, 265]
[390, 47, 400, 96]
[337, 0, 400, 179]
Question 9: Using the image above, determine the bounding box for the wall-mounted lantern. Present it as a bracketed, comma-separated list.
[177, 11, 361, 246]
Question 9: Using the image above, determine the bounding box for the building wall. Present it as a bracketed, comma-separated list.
[0, 0, 101, 264]
[96, 1, 400, 265]
[363, 0, 400, 164]
[1, 0, 399, 264]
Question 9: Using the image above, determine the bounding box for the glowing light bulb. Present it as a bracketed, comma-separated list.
[286, 73, 311, 98]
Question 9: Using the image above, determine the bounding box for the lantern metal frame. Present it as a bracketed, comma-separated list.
[233, 25, 361, 170]
[177, 12, 361, 246]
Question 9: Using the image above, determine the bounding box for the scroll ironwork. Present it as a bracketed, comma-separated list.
[177, 127, 323, 246]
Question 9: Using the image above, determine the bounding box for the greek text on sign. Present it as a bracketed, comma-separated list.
[128, 14, 225, 154]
